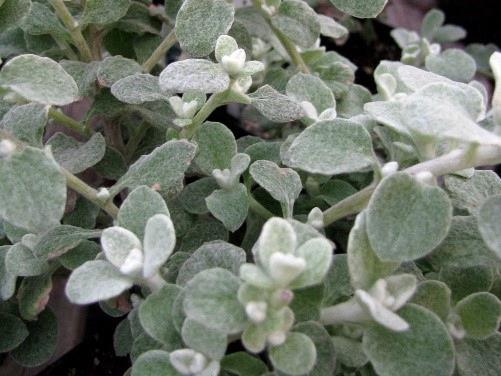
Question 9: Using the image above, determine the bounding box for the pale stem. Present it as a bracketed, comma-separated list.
[320, 299, 368, 325]
[322, 145, 501, 226]
[142, 29, 177, 73]
[49, 0, 93, 62]
[48, 108, 93, 137]
[144, 273, 167, 293]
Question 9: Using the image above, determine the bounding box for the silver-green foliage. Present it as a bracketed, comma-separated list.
[1, 1, 501, 375]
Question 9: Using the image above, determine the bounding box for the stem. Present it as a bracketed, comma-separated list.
[249, 193, 274, 219]
[142, 29, 177, 73]
[320, 298, 368, 326]
[181, 91, 228, 139]
[252, 0, 310, 74]
[49, 0, 93, 62]
[52, 35, 79, 60]
[62, 168, 119, 219]
[48, 108, 92, 137]
[143, 273, 167, 293]
[322, 145, 501, 227]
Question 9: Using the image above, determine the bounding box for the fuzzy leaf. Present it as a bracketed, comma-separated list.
[0, 54, 79, 105]
[0, 0, 31, 33]
[18, 273, 53, 321]
[184, 268, 247, 334]
[269, 332, 317, 376]
[65, 260, 134, 304]
[182, 319, 227, 360]
[193, 122, 237, 175]
[0, 103, 48, 147]
[249, 85, 304, 123]
[478, 195, 501, 259]
[118, 186, 170, 240]
[138, 284, 182, 349]
[159, 59, 230, 94]
[61, 60, 99, 97]
[112, 140, 197, 196]
[111, 74, 168, 104]
[444, 171, 501, 216]
[410, 280, 451, 322]
[291, 237, 332, 289]
[0, 312, 28, 352]
[97, 56, 142, 87]
[329, 0, 388, 18]
[82, 0, 131, 25]
[331, 336, 368, 368]
[366, 172, 452, 262]
[363, 304, 455, 376]
[250, 160, 302, 218]
[132, 350, 178, 376]
[21, 2, 67, 39]
[318, 14, 349, 40]
[455, 334, 501, 376]
[347, 213, 399, 290]
[143, 214, 176, 278]
[177, 241, 246, 286]
[48, 132, 106, 174]
[455, 292, 501, 339]
[221, 352, 268, 376]
[286, 73, 335, 114]
[0, 246, 16, 300]
[271, 0, 320, 48]
[439, 264, 495, 303]
[294, 322, 336, 376]
[175, 0, 235, 57]
[58, 240, 100, 270]
[284, 119, 374, 176]
[10, 308, 58, 367]
[6, 243, 49, 277]
[33, 225, 100, 260]
[425, 49, 477, 83]
[206, 184, 249, 232]
[179, 177, 219, 215]
[257, 217, 297, 269]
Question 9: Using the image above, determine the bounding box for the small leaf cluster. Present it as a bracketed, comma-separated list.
[1, 0, 501, 375]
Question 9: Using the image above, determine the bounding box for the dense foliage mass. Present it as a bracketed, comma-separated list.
[0, 0, 500, 375]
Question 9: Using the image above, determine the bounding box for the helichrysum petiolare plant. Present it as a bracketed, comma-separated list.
[0, 0, 501, 375]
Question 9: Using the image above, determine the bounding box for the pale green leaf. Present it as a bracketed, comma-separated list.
[257, 217, 297, 270]
[249, 85, 304, 123]
[455, 333, 501, 376]
[269, 332, 317, 376]
[82, 0, 131, 25]
[0, 246, 16, 299]
[0, 312, 28, 352]
[455, 292, 501, 339]
[286, 73, 335, 114]
[65, 260, 134, 304]
[184, 268, 247, 334]
[0, 103, 48, 147]
[182, 319, 227, 360]
[478, 194, 501, 259]
[60, 60, 99, 97]
[425, 49, 477, 83]
[0, 0, 31, 33]
[329, 0, 388, 18]
[366, 172, 452, 262]
[97, 55, 142, 88]
[111, 74, 168, 104]
[48, 132, 106, 174]
[159, 59, 230, 94]
[101, 226, 142, 269]
[132, 350, 178, 376]
[271, 0, 320, 48]
[363, 304, 455, 376]
[291, 237, 333, 289]
[221, 352, 268, 376]
[175, 0, 235, 57]
[18, 273, 53, 321]
[206, 184, 249, 232]
[317, 14, 349, 40]
[284, 119, 375, 176]
[118, 186, 170, 240]
[179, 177, 219, 215]
[20, 2, 68, 39]
[0, 54, 79, 106]
[143, 214, 176, 278]
[294, 322, 336, 376]
[410, 280, 451, 322]
[439, 264, 495, 303]
[330, 336, 368, 368]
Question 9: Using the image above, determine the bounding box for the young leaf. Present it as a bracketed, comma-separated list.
[159, 59, 230, 94]
[182, 319, 227, 360]
[193, 122, 237, 175]
[455, 292, 501, 339]
[118, 186, 170, 240]
[206, 184, 249, 232]
[363, 304, 455, 376]
[478, 195, 501, 259]
[249, 160, 302, 218]
[347, 213, 399, 290]
[175, 0, 235, 57]
[138, 284, 182, 349]
[0, 312, 28, 352]
[112, 74, 168, 104]
[284, 119, 375, 176]
[177, 241, 246, 286]
[1, 103, 48, 147]
[329, 0, 388, 18]
[0, 54, 79, 105]
[366, 172, 452, 262]
[82, 0, 131, 26]
[65, 260, 134, 304]
[112, 140, 197, 196]
[249, 85, 304, 123]
[10, 308, 58, 367]
[290, 237, 333, 289]
[132, 349, 178, 376]
[48, 132, 106, 174]
[269, 332, 317, 376]
[271, 0, 320, 48]
[286, 73, 335, 114]
[184, 268, 247, 334]
[143, 214, 176, 278]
